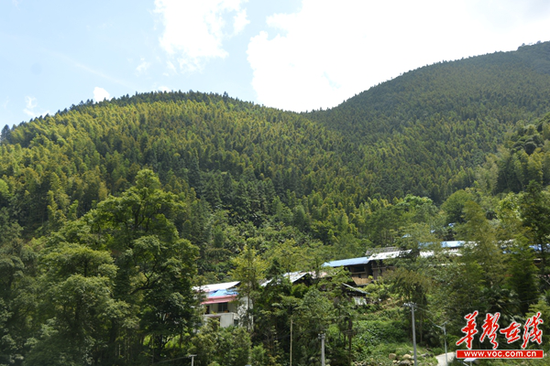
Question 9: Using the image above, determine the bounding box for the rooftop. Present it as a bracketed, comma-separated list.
[194, 281, 240, 294]
[323, 256, 370, 268]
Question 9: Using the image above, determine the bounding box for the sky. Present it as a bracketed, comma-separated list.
[1, 0, 550, 129]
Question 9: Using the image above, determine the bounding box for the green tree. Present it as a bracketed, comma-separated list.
[230, 241, 267, 331]
[444, 201, 507, 340]
[27, 243, 123, 366]
[93, 170, 199, 363]
[497, 193, 539, 314]
[294, 288, 333, 365]
[457, 201, 505, 288]
[190, 322, 252, 366]
[0, 210, 37, 366]
[520, 181, 550, 281]
[29, 170, 199, 365]
[441, 189, 476, 224]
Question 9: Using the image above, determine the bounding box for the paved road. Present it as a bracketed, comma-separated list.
[436, 352, 455, 366]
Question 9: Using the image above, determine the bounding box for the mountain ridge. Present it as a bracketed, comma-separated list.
[2, 41, 550, 366]
[306, 41, 550, 200]
[1, 41, 550, 241]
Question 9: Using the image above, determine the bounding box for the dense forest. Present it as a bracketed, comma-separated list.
[308, 41, 550, 201]
[1, 42, 550, 365]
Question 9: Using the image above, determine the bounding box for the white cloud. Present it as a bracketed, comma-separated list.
[233, 9, 250, 35]
[23, 96, 38, 117]
[154, 0, 249, 72]
[136, 58, 151, 75]
[93, 87, 111, 102]
[165, 61, 178, 76]
[23, 96, 50, 118]
[247, 0, 550, 112]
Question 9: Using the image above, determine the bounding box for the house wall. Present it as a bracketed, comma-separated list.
[204, 312, 237, 327]
[202, 298, 247, 328]
[346, 264, 372, 285]
[370, 260, 395, 280]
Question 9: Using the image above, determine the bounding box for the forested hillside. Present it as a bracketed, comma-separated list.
[0, 92, 374, 258]
[1, 42, 550, 365]
[309, 41, 550, 201]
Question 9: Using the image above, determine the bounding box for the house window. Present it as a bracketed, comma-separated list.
[218, 302, 228, 313]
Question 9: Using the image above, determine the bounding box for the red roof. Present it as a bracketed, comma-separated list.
[201, 294, 238, 305]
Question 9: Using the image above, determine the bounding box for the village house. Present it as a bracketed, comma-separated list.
[322, 257, 371, 285]
[195, 281, 246, 328]
[324, 241, 464, 283]
[195, 241, 464, 327]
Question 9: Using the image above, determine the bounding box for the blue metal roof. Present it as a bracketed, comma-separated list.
[323, 256, 370, 268]
[440, 241, 465, 248]
[207, 289, 238, 298]
[417, 240, 465, 248]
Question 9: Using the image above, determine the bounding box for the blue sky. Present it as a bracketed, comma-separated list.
[2, 0, 550, 129]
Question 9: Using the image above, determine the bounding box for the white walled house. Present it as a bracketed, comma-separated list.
[195, 281, 247, 328]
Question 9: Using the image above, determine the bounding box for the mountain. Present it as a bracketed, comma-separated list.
[308, 41, 550, 201]
[0, 42, 550, 247]
[0, 92, 377, 260]
[3, 42, 550, 366]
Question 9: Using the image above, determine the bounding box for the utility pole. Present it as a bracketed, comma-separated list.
[318, 333, 326, 366]
[418, 305, 450, 366]
[433, 322, 448, 366]
[290, 318, 293, 366]
[404, 303, 418, 366]
[348, 318, 353, 366]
